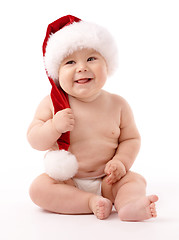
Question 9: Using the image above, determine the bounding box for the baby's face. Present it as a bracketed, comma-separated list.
[58, 48, 108, 102]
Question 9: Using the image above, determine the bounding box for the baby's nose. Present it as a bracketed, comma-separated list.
[76, 63, 88, 73]
[78, 68, 87, 72]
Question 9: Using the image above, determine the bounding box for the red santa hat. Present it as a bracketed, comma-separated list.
[43, 15, 118, 83]
[42, 15, 118, 181]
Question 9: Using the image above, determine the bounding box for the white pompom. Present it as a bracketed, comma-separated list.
[44, 150, 78, 181]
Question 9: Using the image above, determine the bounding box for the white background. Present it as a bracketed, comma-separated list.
[0, 0, 179, 239]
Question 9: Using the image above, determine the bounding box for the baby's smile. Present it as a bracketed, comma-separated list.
[74, 78, 93, 84]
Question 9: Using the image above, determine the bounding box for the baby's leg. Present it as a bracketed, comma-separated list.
[29, 173, 112, 219]
[112, 171, 158, 221]
[29, 173, 93, 214]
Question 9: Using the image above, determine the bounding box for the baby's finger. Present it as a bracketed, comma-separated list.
[107, 165, 117, 175]
[104, 163, 111, 175]
[106, 172, 116, 184]
[69, 118, 75, 124]
[64, 108, 73, 113]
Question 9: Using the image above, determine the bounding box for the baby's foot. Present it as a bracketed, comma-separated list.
[89, 196, 112, 220]
[118, 195, 158, 221]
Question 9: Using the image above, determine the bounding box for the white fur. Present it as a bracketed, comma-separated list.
[44, 150, 78, 181]
[44, 21, 118, 83]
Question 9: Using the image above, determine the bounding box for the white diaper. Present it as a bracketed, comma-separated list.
[73, 177, 102, 196]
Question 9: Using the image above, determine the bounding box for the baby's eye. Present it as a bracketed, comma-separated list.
[87, 57, 96, 62]
[66, 60, 75, 65]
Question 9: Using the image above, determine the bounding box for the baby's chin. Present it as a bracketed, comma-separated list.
[70, 91, 102, 103]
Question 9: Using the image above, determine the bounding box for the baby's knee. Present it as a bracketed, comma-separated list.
[29, 177, 42, 205]
[125, 171, 147, 186]
[29, 173, 54, 205]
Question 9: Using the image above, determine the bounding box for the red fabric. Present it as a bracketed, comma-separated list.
[49, 77, 70, 151]
[43, 15, 81, 56]
[43, 15, 81, 151]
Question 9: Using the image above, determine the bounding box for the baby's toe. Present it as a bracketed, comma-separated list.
[150, 202, 155, 209]
[150, 203, 157, 217]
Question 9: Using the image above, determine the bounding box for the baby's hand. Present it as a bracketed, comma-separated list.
[104, 159, 126, 185]
[53, 108, 75, 133]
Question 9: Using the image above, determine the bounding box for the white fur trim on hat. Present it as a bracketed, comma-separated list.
[44, 150, 78, 181]
[44, 21, 118, 83]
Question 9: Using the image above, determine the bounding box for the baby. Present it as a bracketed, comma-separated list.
[27, 15, 158, 221]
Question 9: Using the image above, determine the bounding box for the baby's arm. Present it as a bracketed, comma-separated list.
[27, 96, 74, 151]
[105, 98, 141, 184]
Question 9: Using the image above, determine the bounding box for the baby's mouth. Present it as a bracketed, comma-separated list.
[75, 78, 93, 84]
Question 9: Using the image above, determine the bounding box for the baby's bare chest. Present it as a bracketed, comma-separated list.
[70, 104, 120, 143]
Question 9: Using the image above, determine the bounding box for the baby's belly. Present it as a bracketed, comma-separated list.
[69, 138, 118, 178]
